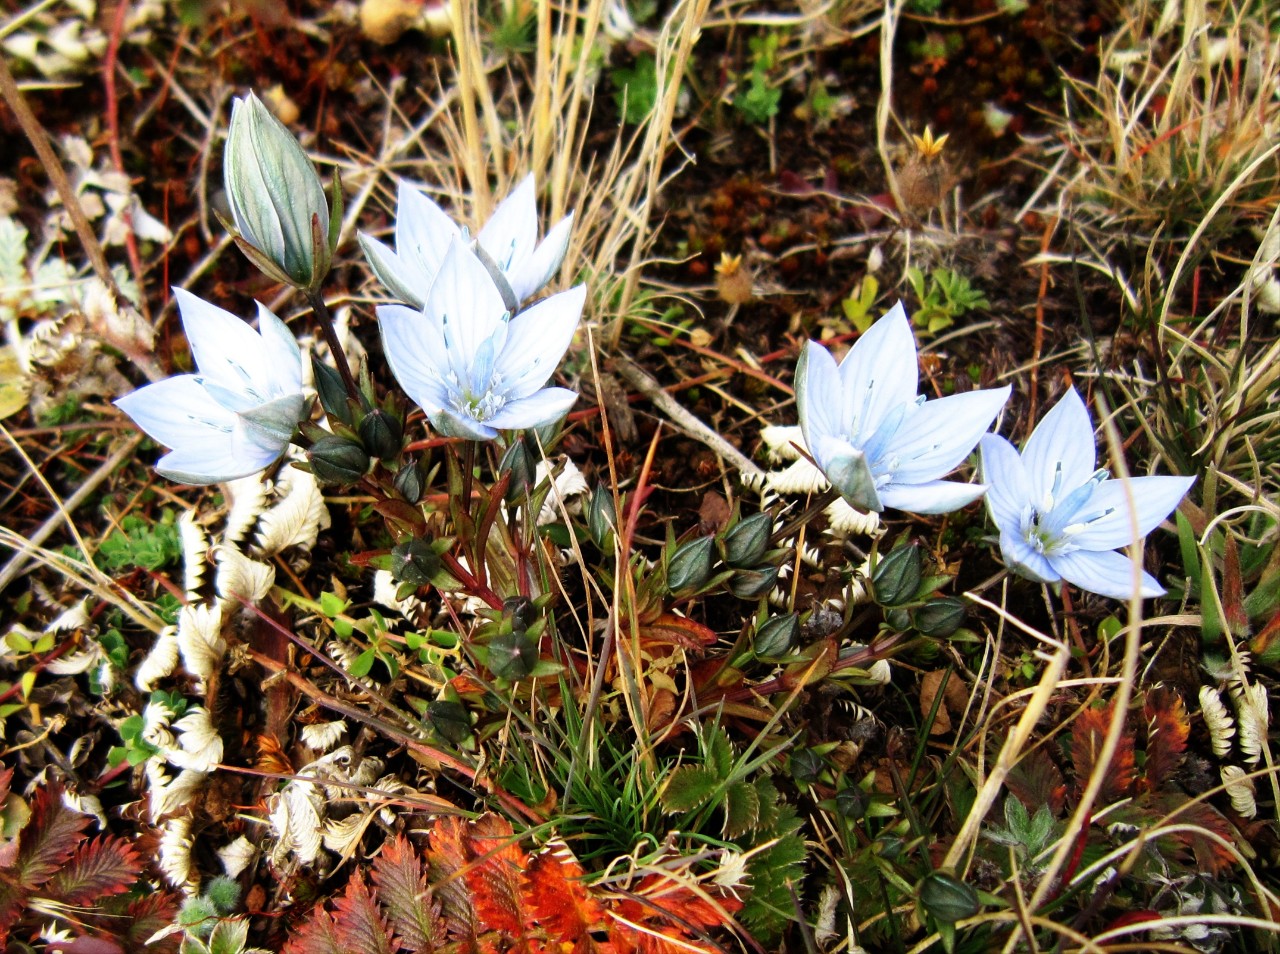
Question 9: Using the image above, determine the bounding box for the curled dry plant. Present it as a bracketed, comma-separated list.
[284, 815, 742, 954]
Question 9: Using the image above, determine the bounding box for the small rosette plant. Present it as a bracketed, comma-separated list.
[114, 288, 307, 484]
[979, 386, 1194, 599]
[795, 303, 1010, 514]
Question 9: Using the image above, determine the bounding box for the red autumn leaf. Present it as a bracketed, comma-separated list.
[370, 835, 443, 953]
[463, 815, 536, 951]
[639, 613, 718, 651]
[524, 846, 613, 954]
[48, 835, 143, 906]
[1069, 702, 1136, 803]
[331, 873, 395, 954]
[608, 873, 742, 954]
[424, 817, 479, 949]
[1005, 747, 1067, 815]
[1143, 687, 1190, 790]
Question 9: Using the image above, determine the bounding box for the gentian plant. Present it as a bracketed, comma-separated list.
[794, 303, 1010, 514]
[358, 174, 574, 310]
[113, 289, 307, 485]
[979, 386, 1194, 599]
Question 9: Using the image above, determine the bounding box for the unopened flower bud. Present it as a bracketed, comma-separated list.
[427, 699, 471, 743]
[917, 871, 980, 923]
[913, 597, 966, 638]
[722, 512, 773, 568]
[358, 408, 403, 460]
[667, 536, 716, 595]
[499, 438, 537, 505]
[393, 457, 425, 503]
[391, 538, 440, 587]
[308, 435, 369, 486]
[224, 92, 333, 290]
[790, 748, 824, 785]
[871, 543, 921, 607]
[487, 631, 538, 680]
[753, 613, 799, 658]
[729, 565, 779, 599]
[312, 357, 353, 425]
[588, 485, 618, 551]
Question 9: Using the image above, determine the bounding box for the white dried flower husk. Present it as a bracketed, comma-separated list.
[535, 457, 589, 525]
[760, 425, 805, 462]
[62, 789, 107, 828]
[322, 812, 372, 856]
[46, 644, 104, 675]
[1221, 766, 1257, 818]
[45, 598, 89, 633]
[135, 625, 180, 691]
[269, 781, 324, 867]
[158, 815, 197, 891]
[300, 720, 347, 753]
[218, 836, 258, 878]
[168, 707, 224, 773]
[372, 569, 427, 619]
[144, 762, 205, 822]
[176, 602, 225, 687]
[825, 498, 882, 538]
[255, 466, 329, 556]
[1199, 686, 1236, 758]
[178, 511, 209, 597]
[866, 659, 893, 685]
[711, 849, 749, 895]
[223, 475, 271, 546]
[814, 884, 841, 943]
[766, 458, 828, 495]
[1234, 682, 1269, 764]
[214, 546, 275, 605]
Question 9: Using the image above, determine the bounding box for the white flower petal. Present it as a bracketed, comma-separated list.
[796, 341, 844, 463]
[173, 287, 272, 397]
[358, 232, 427, 308]
[393, 180, 460, 289]
[477, 174, 538, 275]
[878, 478, 986, 515]
[116, 375, 238, 450]
[980, 434, 1032, 534]
[885, 385, 1010, 483]
[1065, 475, 1193, 551]
[485, 387, 578, 431]
[999, 529, 1059, 584]
[155, 431, 276, 485]
[1049, 547, 1165, 599]
[426, 241, 508, 379]
[812, 437, 881, 512]
[493, 285, 584, 398]
[1022, 387, 1096, 509]
[253, 301, 304, 395]
[837, 302, 919, 438]
[507, 210, 574, 302]
[378, 303, 451, 413]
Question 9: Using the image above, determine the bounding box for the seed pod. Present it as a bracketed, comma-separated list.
[358, 408, 403, 460]
[753, 613, 799, 658]
[917, 871, 980, 923]
[729, 564, 780, 599]
[391, 538, 440, 587]
[393, 457, 425, 504]
[913, 597, 966, 638]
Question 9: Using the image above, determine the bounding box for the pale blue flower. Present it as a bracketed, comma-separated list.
[979, 387, 1194, 599]
[224, 92, 332, 290]
[359, 174, 574, 310]
[795, 303, 1011, 514]
[115, 289, 307, 484]
[377, 239, 583, 441]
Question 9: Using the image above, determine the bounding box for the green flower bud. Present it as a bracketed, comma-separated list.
[393, 457, 425, 503]
[667, 535, 716, 595]
[871, 543, 922, 607]
[587, 485, 617, 550]
[835, 785, 867, 819]
[308, 435, 369, 486]
[358, 408, 403, 460]
[722, 512, 773, 568]
[729, 564, 779, 599]
[884, 607, 912, 632]
[790, 747, 825, 785]
[499, 437, 537, 505]
[224, 92, 332, 290]
[427, 699, 472, 744]
[487, 631, 539, 680]
[913, 597, 966, 638]
[391, 538, 441, 587]
[753, 613, 799, 658]
[917, 871, 980, 923]
[312, 356, 352, 425]
[503, 596, 538, 634]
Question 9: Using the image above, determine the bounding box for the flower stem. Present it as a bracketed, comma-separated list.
[306, 289, 359, 399]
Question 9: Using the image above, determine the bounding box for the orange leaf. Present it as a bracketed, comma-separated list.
[608, 873, 742, 953]
[1142, 687, 1190, 790]
[639, 613, 718, 651]
[524, 846, 613, 953]
[464, 815, 533, 945]
[1069, 702, 1136, 802]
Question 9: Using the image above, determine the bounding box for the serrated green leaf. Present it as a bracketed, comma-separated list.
[723, 781, 761, 838]
[706, 725, 733, 777]
[661, 766, 721, 813]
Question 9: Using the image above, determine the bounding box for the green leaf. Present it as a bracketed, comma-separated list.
[349, 649, 375, 678]
[723, 781, 761, 838]
[661, 766, 721, 813]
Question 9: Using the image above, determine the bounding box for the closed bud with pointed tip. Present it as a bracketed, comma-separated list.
[753, 613, 799, 658]
[913, 597, 966, 638]
[871, 543, 922, 607]
[588, 485, 618, 550]
[358, 408, 403, 460]
[224, 92, 333, 290]
[391, 538, 440, 587]
[729, 564, 779, 599]
[393, 456, 425, 503]
[722, 512, 773, 568]
[308, 435, 369, 486]
[667, 536, 716, 595]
